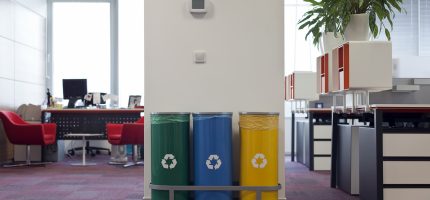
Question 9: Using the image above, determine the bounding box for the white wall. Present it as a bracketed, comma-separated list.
[0, 0, 47, 111]
[144, 0, 285, 199]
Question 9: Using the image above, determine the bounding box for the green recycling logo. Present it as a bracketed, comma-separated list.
[206, 154, 222, 170]
[161, 154, 177, 170]
[251, 153, 267, 169]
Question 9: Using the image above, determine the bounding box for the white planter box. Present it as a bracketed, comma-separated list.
[286, 71, 318, 101]
[332, 41, 392, 92]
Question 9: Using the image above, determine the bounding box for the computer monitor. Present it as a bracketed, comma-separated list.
[63, 79, 88, 108]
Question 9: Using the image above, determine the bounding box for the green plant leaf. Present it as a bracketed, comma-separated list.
[385, 28, 391, 40]
[387, 15, 393, 29]
[303, 0, 320, 6]
[387, 0, 402, 11]
[296, 0, 405, 46]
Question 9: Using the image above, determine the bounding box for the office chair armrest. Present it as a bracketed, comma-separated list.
[121, 123, 144, 144]
[123, 123, 144, 132]
[42, 123, 57, 136]
[107, 124, 124, 139]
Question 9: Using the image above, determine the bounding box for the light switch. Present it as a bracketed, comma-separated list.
[194, 51, 206, 64]
[189, 0, 208, 13]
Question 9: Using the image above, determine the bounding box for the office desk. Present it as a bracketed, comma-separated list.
[42, 109, 144, 140]
[330, 104, 430, 200]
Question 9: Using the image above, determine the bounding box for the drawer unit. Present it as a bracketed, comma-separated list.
[314, 125, 332, 139]
[360, 125, 430, 200]
[314, 141, 331, 155]
[384, 189, 430, 200]
[383, 161, 430, 184]
[383, 134, 430, 157]
[314, 157, 331, 171]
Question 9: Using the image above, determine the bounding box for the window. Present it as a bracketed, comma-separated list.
[118, 0, 145, 108]
[420, 0, 430, 56]
[374, 0, 430, 57]
[50, 1, 112, 99]
[284, 0, 321, 75]
[49, 0, 145, 107]
[286, 0, 430, 69]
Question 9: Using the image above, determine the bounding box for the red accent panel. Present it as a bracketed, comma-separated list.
[324, 54, 329, 93]
[339, 47, 344, 69]
[344, 43, 350, 89]
[292, 73, 295, 99]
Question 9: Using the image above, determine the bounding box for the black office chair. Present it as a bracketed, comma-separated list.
[68, 141, 111, 157]
[67, 92, 111, 157]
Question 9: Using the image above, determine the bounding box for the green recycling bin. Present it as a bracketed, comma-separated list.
[151, 112, 190, 200]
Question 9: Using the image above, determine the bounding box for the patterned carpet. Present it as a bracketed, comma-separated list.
[0, 155, 144, 200]
[0, 155, 359, 200]
[285, 160, 359, 200]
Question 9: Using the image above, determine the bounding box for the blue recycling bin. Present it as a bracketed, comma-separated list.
[193, 112, 233, 200]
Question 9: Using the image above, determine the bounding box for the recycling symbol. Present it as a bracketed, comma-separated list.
[161, 154, 177, 170]
[206, 154, 222, 170]
[251, 153, 267, 169]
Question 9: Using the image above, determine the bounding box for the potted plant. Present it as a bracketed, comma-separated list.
[298, 0, 405, 46]
[298, 0, 344, 53]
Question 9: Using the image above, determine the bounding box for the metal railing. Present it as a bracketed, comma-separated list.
[150, 183, 282, 200]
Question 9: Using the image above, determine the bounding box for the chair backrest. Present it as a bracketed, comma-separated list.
[0, 111, 28, 142]
[0, 111, 27, 126]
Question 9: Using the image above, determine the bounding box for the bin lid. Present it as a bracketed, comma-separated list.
[192, 112, 233, 115]
[150, 112, 190, 115]
[239, 112, 279, 115]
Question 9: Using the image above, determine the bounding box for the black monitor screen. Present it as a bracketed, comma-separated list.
[62, 79, 88, 100]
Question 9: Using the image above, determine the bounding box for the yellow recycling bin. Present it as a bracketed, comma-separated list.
[239, 112, 279, 200]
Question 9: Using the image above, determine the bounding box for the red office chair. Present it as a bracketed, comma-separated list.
[107, 117, 144, 167]
[0, 111, 56, 167]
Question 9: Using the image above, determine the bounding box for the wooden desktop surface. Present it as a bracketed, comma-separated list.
[42, 108, 144, 114]
[307, 108, 332, 113]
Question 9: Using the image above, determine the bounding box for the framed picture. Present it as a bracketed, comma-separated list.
[128, 95, 142, 108]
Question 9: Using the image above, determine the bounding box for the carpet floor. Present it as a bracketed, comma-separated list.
[285, 160, 359, 200]
[0, 155, 359, 200]
[0, 155, 144, 200]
